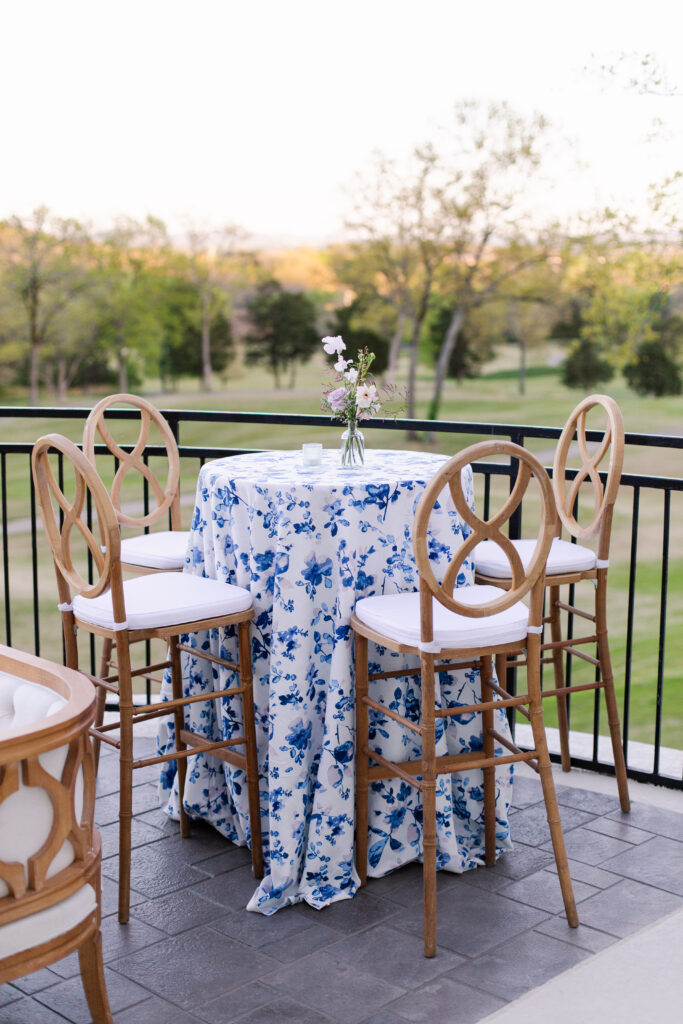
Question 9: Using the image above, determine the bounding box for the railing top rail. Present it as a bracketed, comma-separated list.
[0, 405, 681, 449]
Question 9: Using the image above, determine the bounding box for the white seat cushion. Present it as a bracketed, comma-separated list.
[0, 883, 96, 959]
[0, 674, 66, 734]
[355, 585, 529, 653]
[120, 530, 190, 570]
[474, 538, 597, 578]
[72, 572, 251, 632]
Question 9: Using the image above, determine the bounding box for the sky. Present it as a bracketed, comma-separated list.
[1, 0, 681, 246]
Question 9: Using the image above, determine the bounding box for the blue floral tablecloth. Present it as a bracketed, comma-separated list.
[158, 448, 513, 914]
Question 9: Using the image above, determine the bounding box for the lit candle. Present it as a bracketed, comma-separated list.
[302, 443, 323, 468]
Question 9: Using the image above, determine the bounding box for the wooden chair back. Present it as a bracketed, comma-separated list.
[552, 395, 624, 548]
[82, 393, 181, 531]
[31, 434, 125, 620]
[413, 441, 556, 633]
[0, 645, 97, 930]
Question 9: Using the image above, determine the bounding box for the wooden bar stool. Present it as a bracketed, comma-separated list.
[352, 441, 578, 957]
[83, 393, 191, 765]
[474, 396, 630, 812]
[31, 433, 263, 924]
[0, 645, 112, 1022]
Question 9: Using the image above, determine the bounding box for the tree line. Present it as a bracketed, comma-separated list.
[1, 103, 681, 408]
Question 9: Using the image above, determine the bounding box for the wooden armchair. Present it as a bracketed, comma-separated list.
[0, 645, 112, 1023]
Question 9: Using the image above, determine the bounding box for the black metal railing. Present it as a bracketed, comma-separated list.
[1, 406, 681, 789]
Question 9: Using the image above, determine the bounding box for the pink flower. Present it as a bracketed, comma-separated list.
[345, 367, 358, 383]
[334, 357, 348, 372]
[328, 387, 347, 412]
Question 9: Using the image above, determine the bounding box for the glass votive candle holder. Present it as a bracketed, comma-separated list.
[302, 442, 323, 468]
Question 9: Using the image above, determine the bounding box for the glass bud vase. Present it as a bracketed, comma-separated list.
[340, 421, 365, 468]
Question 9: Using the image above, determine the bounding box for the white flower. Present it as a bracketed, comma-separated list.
[322, 335, 346, 356]
[334, 357, 348, 372]
[345, 367, 358, 383]
[356, 383, 378, 410]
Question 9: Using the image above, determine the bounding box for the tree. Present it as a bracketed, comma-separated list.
[344, 147, 447, 420]
[185, 224, 250, 390]
[561, 337, 614, 390]
[0, 207, 90, 404]
[624, 314, 682, 396]
[426, 102, 556, 419]
[245, 280, 318, 388]
[425, 300, 491, 382]
[328, 298, 389, 375]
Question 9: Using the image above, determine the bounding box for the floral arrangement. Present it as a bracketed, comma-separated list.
[320, 335, 381, 425]
[320, 334, 403, 467]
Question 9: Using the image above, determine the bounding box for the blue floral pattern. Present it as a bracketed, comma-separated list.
[158, 449, 513, 915]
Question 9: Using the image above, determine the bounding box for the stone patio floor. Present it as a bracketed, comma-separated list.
[1, 737, 682, 1024]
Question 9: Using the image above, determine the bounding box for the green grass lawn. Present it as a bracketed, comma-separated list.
[1, 351, 680, 750]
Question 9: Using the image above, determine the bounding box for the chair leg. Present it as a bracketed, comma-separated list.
[596, 576, 630, 812]
[117, 633, 133, 924]
[238, 619, 263, 879]
[549, 585, 571, 772]
[420, 651, 437, 958]
[169, 636, 190, 839]
[78, 928, 113, 1024]
[354, 633, 369, 887]
[92, 637, 112, 773]
[527, 635, 578, 928]
[481, 656, 496, 867]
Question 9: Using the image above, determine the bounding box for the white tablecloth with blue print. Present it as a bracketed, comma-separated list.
[158, 448, 513, 915]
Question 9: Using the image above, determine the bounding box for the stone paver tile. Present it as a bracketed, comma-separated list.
[601, 836, 683, 896]
[5, 968, 60, 995]
[358, 1013, 414, 1024]
[189, 865, 263, 912]
[34, 967, 150, 1024]
[499, 869, 598, 914]
[509, 802, 595, 846]
[479, 842, 554, 882]
[540, 825, 631, 865]
[235, 996, 335, 1023]
[100, 877, 147, 920]
[168, 824, 247, 865]
[534, 916, 619, 953]
[389, 976, 504, 1024]
[211, 905, 315, 948]
[328, 923, 464, 987]
[449, 927, 590, 1001]
[575, 877, 682, 937]
[259, 922, 341, 963]
[542, 858, 621, 890]
[189, 846, 253, 876]
[291, 890, 401, 934]
[99, 913, 167, 962]
[554, 786, 622, 816]
[95, 783, 160, 827]
[0, 996, 71, 1022]
[365, 863, 460, 908]
[391, 883, 549, 957]
[509, 776, 544, 809]
[266, 950, 404, 1024]
[583, 815, 654, 845]
[98, 817, 166, 859]
[607, 803, 683, 842]
[102, 837, 209, 898]
[130, 888, 231, 935]
[0, 986, 22, 1009]
[115, 995, 203, 1023]
[111, 925, 278, 1009]
[195, 981, 277, 1024]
